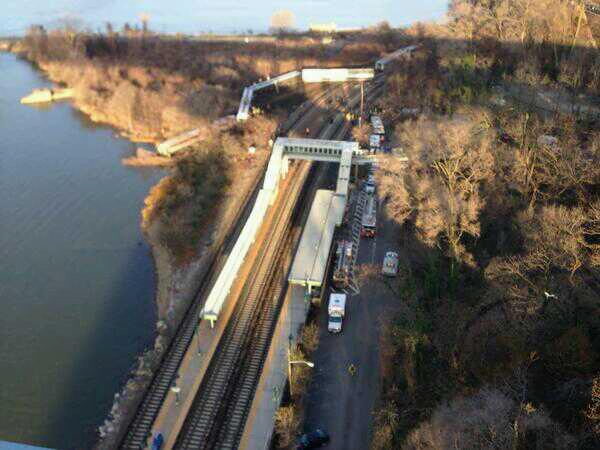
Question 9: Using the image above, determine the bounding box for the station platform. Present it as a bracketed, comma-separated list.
[288, 189, 345, 292]
[0, 442, 53, 450]
[238, 284, 311, 450]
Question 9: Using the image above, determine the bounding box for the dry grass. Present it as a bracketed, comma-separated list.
[275, 405, 301, 448]
[18, 28, 397, 141]
[370, 13, 600, 447]
[139, 115, 276, 264]
[141, 146, 230, 263]
[371, 402, 399, 450]
[300, 322, 320, 354]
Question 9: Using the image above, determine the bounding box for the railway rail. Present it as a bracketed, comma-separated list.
[174, 161, 309, 450]
[173, 91, 367, 449]
[117, 84, 348, 449]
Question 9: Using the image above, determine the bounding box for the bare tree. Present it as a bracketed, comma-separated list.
[352, 122, 371, 147]
[393, 113, 495, 269]
[520, 205, 590, 280]
[403, 387, 574, 450]
[274, 405, 300, 448]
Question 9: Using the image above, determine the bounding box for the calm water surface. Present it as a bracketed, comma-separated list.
[0, 53, 161, 449]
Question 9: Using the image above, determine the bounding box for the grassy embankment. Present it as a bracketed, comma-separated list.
[141, 116, 276, 264]
[14, 27, 392, 141]
[368, 3, 600, 449]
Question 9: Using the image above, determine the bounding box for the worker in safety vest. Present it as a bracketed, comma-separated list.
[348, 363, 357, 376]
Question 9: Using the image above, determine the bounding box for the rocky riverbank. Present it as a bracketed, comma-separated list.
[10, 40, 282, 447]
[96, 140, 272, 449]
[25, 58, 220, 143]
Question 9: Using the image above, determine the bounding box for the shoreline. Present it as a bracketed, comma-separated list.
[11, 52, 214, 447]
[13, 53, 282, 448]
[11, 48, 164, 144]
[10, 39, 304, 447]
[0, 50, 169, 449]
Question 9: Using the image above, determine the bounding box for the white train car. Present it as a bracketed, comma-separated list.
[375, 45, 418, 72]
[302, 68, 374, 83]
[346, 68, 375, 80]
[156, 128, 204, 156]
[236, 87, 254, 121]
[262, 143, 284, 193]
[200, 135, 291, 325]
[236, 71, 301, 121]
[252, 70, 301, 91]
[201, 189, 271, 325]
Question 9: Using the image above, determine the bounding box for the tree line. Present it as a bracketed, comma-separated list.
[372, 2, 600, 449]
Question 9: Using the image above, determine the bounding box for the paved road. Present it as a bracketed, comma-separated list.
[303, 187, 401, 450]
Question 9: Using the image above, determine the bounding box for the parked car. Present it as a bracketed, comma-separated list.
[382, 251, 399, 276]
[151, 433, 164, 450]
[297, 429, 330, 449]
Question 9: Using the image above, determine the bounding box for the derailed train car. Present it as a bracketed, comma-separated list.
[301, 68, 374, 83]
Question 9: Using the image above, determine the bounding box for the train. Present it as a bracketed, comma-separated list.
[236, 45, 418, 122]
[301, 68, 374, 83]
[375, 45, 418, 72]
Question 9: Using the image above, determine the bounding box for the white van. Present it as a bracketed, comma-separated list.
[364, 176, 375, 194]
[328, 293, 347, 333]
[382, 251, 399, 277]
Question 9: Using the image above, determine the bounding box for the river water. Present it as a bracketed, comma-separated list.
[0, 53, 162, 449]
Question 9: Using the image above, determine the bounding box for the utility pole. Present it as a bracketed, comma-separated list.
[359, 80, 365, 126]
[287, 338, 294, 398]
[287, 340, 314, 399]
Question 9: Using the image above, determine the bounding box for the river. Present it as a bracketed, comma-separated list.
[0, 53, 162, 449]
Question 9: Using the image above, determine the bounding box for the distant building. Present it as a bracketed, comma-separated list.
[336, 27, 363, 33]
[310, 22, 337, 33]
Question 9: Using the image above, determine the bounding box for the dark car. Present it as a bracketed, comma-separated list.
[297, 429, 330, 449]
[151, 433, 164, 450]
[498, 132, 515, 145]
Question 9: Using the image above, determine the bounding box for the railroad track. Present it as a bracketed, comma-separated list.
[212, 273, 282, 449]
[173, 162, 308, 450]
[117, 84, 346, 450]
[173, 99, 361, 449]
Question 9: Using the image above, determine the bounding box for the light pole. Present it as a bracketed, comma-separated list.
[287, 341, 314, 399]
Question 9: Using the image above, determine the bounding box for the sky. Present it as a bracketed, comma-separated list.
[1, 0, 449, 36]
